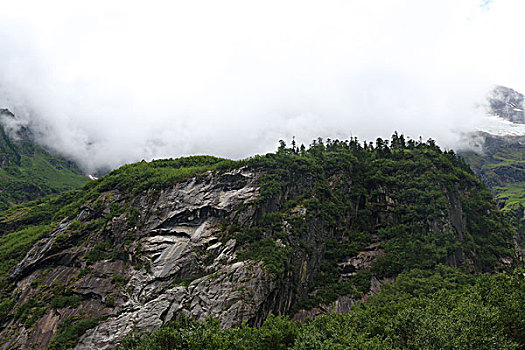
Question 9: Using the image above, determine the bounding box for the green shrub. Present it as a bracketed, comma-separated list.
[50, 295, 83, 309]
[47, 315, 103, 350]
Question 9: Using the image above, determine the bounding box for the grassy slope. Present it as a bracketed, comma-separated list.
[494, 182, 525, 208]
[460, 142, 525, 210]
[0, 145, 88, 210]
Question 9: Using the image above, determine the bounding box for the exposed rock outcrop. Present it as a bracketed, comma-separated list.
[2, 168, 272, 349]
[488, 85, 525, 124]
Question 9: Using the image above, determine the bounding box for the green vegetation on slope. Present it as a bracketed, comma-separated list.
[0, 148, 89, 209]
[0, 224, 50, 282]
[0, 118, 88, 209]
[459, 135, 525, 210]
[119, 267, 525, 350]
[0, 135, 517, 348]
[0, 155, 235, 229]
[228, 134, 513, 310]
[0, 155, 241, 346]
[494, 182, 525, 208]
[47, 315, 106, 350]
[0, 155, 238, 279]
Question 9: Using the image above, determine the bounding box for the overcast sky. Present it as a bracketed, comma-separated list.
[1, 0, 525, 172]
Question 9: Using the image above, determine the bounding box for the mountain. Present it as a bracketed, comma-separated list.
[458, 86, 525, 209]
[488, 85, 525, 124]
[0, 137, 518, 349]
[0, 109, 89, 210]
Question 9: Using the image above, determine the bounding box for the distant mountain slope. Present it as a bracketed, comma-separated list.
[460, 134, 525, 208]
[488, 85, 525, 124]
[0, 109, 89, 210]
[460, 86, 525, 210]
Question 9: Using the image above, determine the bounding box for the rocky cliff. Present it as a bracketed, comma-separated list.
[0, 140, 516, 349]
[488, 85, 525, 124]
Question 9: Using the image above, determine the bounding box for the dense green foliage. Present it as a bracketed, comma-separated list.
[49, 294, 83, 309]
[47, 314, 104, 350]
[120, 314, 299, 350]
[119, 267, 525, 350]
[228, 134, 513, 308]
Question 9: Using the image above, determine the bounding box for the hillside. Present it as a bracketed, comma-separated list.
[458, 86, 525, 210]
[460, 134, 525, 209]
[119, 268, 525, 350]
[0, 109, 89, 210]
[0, 135, 518, 349]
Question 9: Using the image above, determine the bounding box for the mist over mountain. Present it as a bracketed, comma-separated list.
[3, 0, 525, 172]
[458, 85, 525, 210]
[488, 86, 525, 124]
[0, 108, 88, 209]
[2, 2, 525, 349]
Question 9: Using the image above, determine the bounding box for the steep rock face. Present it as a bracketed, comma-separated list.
[2, 168, 275, 349]
[0, 143, 516, 349]
[488, 85, 525, 124]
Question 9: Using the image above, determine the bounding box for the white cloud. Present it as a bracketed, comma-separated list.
[0, 0, 524, 171]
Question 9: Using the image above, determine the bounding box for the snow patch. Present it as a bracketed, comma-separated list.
[478, 115, 525, 137]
